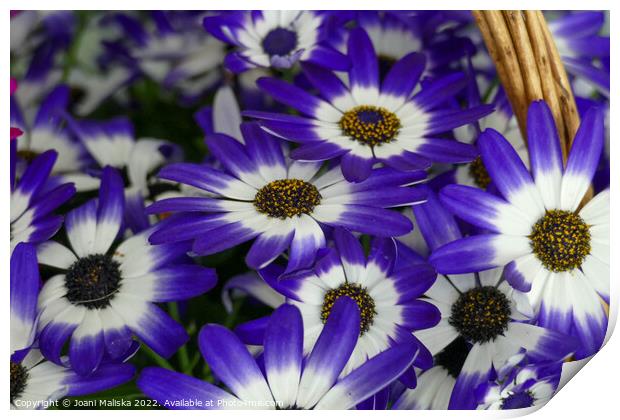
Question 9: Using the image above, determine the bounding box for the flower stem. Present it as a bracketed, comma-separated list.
[224, 298, 244, 329]
[142, 345, 174, 371]
[168, 302, 192, 374]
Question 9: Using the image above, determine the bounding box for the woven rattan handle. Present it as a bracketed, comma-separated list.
[473, 10, 592, 202]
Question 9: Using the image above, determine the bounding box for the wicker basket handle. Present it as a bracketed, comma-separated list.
[472, 11, 580, 153]
[473, 10, 592, 202]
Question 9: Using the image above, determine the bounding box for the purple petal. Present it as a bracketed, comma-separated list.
[366, 236, 397, 276]
[334, 227, 366, 270]
[415, 137, 478, 163]
[378, 149, 431, 171]
[94, 166, 125, 253]
[425, 105, 494, 136]
[439, 184, 513, 233]
[69, 329, 105, 376]
[246, 229, 295, 269]
[286, 215, 326, 273]
[429, 235, 516, 274]
[290, 140, 347, 160]
[130, 303, 188, 358]
[10, 243, 39, 353]
[33, 85, 70, 129]
[390, 264, 437, 302]
[204, 133, 258, 182]
[478, 128, 541, 208]
[148, 213, 230, 245]
[260, 119, 324, 143]
[257, 77, 327, 118]
[315, 341, 418, 409]
[264, 305, 303, 407]
[199, 323, 272, 402]
[137, 367, 236, 409]
[413, 186, 462, 251]
[549, 11, 605, 37]
[158, 163, 254, 198]
[296, 296, 360, 408]
[66, 363, 135, 397]
[13, 150, 57, 211]
[381, 52, 425, 99]
[241, 122, 287, 178]
[234, 316, 269, 346]
[306, 44, 350, 71]
[341, 152, 375, 183]
[400, 300, 441, 330]
[224, 51, 254, 73]
[448, 343, 493, 409]
[317, 205, 413, 237]
[301, 61, 351, 104]
[192, 220, 260, 256]
[347, 27, 379, 91]
[412, 72, 466, 110]
[40, 321, 78, 364]
[146, 197, 228, 214]
[147, 265, 218, 302]
[527, 101, 564, 208]
[561, 106, 604, 210]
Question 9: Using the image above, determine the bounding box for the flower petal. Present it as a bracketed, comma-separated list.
[561, 107, 605, 211]
[138, 367, 239, 410]
[315, 341, 418, 409]
[296, 297, 360, 409]
[527, 101, 564, 209]
[198, 324, 272, 403]
[264, 305, 303, 409]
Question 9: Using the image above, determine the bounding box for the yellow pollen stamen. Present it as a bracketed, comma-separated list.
[339, 105, 401, 147]
[529, 209, 591, 272]
[468, 157, 491, 189]
[449, 286, 511, 343]
[321, 282, 377, 335]
[254, 178, 321, 219]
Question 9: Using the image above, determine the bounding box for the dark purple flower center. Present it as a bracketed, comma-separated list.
[10, 362, 28, 404]
[434, 336, 470, 378]
[340, 105, 401, 147]
[449, 286, 511, 343]
[254, 178, 321, 219]
[529, 210, 591, 272]
[262, 27, 298, 57]
[356, 108, 384, 124]
[65, 254, 122, 309]
[321, 283, 376, 335]
[501, 391, 535, 409]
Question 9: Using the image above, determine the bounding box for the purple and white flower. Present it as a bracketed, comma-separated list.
[398, 187, 577, 409]
[330, 12, 425, 70]
[11, 85, 96, 190]
[35, 167, 217, 375]
[430, 101, 609, 359]
[10, 149, 76, 253]
[138, 298, 419, 409]
[115, 12, 226, 101]
[203, 11, 348, 73]
[476, 354, 562, 410]
[66, 115, 183, 232]
[248, 27, 493, 182]
[258, 228, 440, 380]
[147, 122, 425, 272]
[11, 243, 135, 410]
